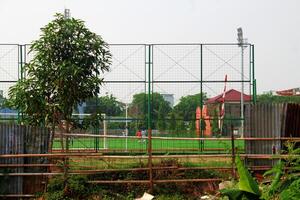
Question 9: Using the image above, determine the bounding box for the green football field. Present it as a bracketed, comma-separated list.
[53, 137, 245, 153]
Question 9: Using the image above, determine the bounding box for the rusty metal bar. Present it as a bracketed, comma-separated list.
[153, 178, 222, 183]
[59, 133, 300, 141]
[0, 164, 286, 171]
[89, 180, 149, 184]
[1, 153, 299, 159]
[1, 166, 293, 176]
[0, 166, 289, 177]
[88, 178, 223, 184]
[51, 147, 244, 152]
[0, 173, 62, 176]
[68, 167, 233, 173]
[0, 194, 35, 198]
[0, 164, 56, 167]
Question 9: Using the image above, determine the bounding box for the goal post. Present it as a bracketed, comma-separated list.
[71, 113, 108, 150]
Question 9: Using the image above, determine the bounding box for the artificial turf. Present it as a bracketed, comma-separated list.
[53, 136, 244, 153]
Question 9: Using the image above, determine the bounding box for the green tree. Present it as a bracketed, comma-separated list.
[168, 112, 176, 131]
[0, 93, 5, 109]
[8, 13, 111, 126]
[157, 105, 167, 131]
[176, 120, 186, 132]
[189, 120, 196, 131]
[84, 95, 124, 116]
[129, 92, 171, 129]
[173, 93, 208, 121]
[211, 109, 220, 134]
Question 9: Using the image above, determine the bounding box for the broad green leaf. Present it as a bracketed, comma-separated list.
[220, 189, 260, 200]
[279, 178, 300, 200]
[236, 156, 260, 195]
[263, 160, 284, 195]
[220, 189, 244, 200]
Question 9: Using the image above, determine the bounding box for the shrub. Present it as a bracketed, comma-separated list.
[45, 175, 91, 200]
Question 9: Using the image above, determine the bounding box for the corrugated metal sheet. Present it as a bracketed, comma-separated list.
[245, 103, 286, 166]
[0, 124, 24, 195]
[0, 124, 50, 196]
[284, 104, 300, 138]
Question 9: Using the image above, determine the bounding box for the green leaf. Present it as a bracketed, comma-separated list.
[236, 156, 260, 195]
[280, 178, 300, 200]
[7, 12, 111, 126]
[220, 189, 244, 200]
[263, 160, 284, 195]
[220, 189, 260, 200]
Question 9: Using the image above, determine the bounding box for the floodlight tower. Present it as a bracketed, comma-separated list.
[64, 8, 71, 19]
[237, 27, 247, 137]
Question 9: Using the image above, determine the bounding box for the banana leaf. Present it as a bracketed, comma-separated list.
[236, 156, 260, 195]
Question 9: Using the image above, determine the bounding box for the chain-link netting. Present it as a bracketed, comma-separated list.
[0, 43, 254, 186]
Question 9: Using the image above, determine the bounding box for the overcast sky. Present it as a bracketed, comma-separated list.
[0, 0, 299, 94]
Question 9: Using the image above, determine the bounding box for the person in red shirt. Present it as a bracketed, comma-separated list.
[136, 129, 142, 142]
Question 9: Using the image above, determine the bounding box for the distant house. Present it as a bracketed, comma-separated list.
[276, 87, 300, 96]
[206, 89, 251, 117]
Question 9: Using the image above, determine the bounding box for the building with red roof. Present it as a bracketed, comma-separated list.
[206, 89, 251, 104]
[205, 89, 251, 136]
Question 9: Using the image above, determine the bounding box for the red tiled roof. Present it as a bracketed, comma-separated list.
[206, 89, 251, 104]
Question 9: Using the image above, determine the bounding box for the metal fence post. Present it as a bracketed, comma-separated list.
[252, 45, 256, 104]
[17, 45, 25, 124]
[199, 44, 204, 151]
[147, 44, 153, 192]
